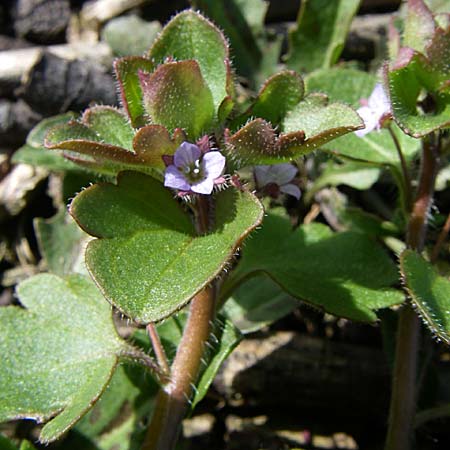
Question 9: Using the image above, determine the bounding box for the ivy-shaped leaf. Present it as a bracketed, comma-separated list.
[0, 274, 128, 443]
[286, 0, 360, 73]
[306, 67, 421, 166]
[225, 95, 362, 167]
[45, 108, 185, 176]
[223, 213, 404, 322]
[12, 112, 81, 172]
[387, 27, 450, 137]
[401, 249, 450, 344]
[70, 172, 264, 323]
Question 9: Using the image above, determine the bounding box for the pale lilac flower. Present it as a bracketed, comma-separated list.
[164, 141, 226, 195]
[355, 83, 392, 137]
[254, 163, 301, 200]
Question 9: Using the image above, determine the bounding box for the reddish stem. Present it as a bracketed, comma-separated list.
[385, 139, 439, 450]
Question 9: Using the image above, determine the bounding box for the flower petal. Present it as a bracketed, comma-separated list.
[280, 183, 301, 199]
[192, 177, 214, 194]
[174, 142, 201, 168]
[354, 106, 378, 137]
[202, 151, 226, 179]
[368, 83, 390, 113]
[164, 165, 191, 191]
[254, 165, 272, 187]
[270, 163, 298, 185]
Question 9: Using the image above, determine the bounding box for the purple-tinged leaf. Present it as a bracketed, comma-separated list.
[148, 10, 233, 115]
[403, 0, 436, 54]
[133, 125, 186, 170]
[114, 56, 154, 127]
[140, 60, 214, 139]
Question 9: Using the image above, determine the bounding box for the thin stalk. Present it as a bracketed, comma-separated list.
[141, 195, 216, 450]
[385, 139, 439, 450]
[431, 211, 450, 263]
[147, 324, 170, 375]
[388, 125, 413, 212]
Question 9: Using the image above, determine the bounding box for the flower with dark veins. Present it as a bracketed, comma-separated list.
[164, 141, 226, 195]
[254, 163, 301, 200]
[355, 83, 392, 137]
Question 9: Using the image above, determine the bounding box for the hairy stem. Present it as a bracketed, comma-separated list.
[385, 139, 439, 450]
[141, 195, 216, 450]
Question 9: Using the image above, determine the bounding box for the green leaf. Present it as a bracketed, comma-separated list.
[102, 15, 161, 57]
[403, 0, 436, 54]
[140, 60, 215, 139]
[283, 94, 364, 142]
[225, 95, 362, 167]
[19, 442, 36, 450]
[114, 56, 155, 127]
[306, 68, 421, 165]
[401, 249, 450, 344]
[286, 0, 361, 73]
[81, 106, 135, 151]
[192, 315, 241, 407]
[247, 70, 305, 126]
[0, 434, 18, 450]
[34, 209, 89, 276]
[0, 274, 127, 443]
[224, 214, 404, 322]
[190, 0, 265, 79]
[135, 313, 241, 408]
[222, 273, 299, 334]
[387, 42, 450, 137]
[306, 161, 381, 202]
[12, 113, 81, 171]
[149, 10, 232, 116]
[70, 172, 264, 323]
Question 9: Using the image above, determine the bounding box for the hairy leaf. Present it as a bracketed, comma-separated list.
[70, 172, 263, 323]
[140, 60, 214, 139]
[149, 10, 232, 117]
[0, 274, 127, 443]
[306, 68, 421, 165]
[114, 56, 155, 127]
[224, 214, 403, 322]
[401, 249, 450, 344]
[34, 209, 89, 276]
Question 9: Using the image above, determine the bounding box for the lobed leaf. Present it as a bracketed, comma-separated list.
[70, 172, 264, 323]
[246, 70, 305, 126]
[149, 10, 233, 117]
[225, 94, 362, 167]
[387, 28, 450, 137]
[401, 249, 450, 344]
[12, 112, 80, 171]
[306, 67, 421, 165]
[140, 60, 215, 139]
[286, 0, 360, 73]
[224, 213, 404, 322]
[0, 274, 127, 443]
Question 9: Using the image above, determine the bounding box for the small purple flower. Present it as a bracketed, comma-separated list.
[254, 163, 301, 200]
[164, 142, 226, 195]
[355, 83, 392, 137]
